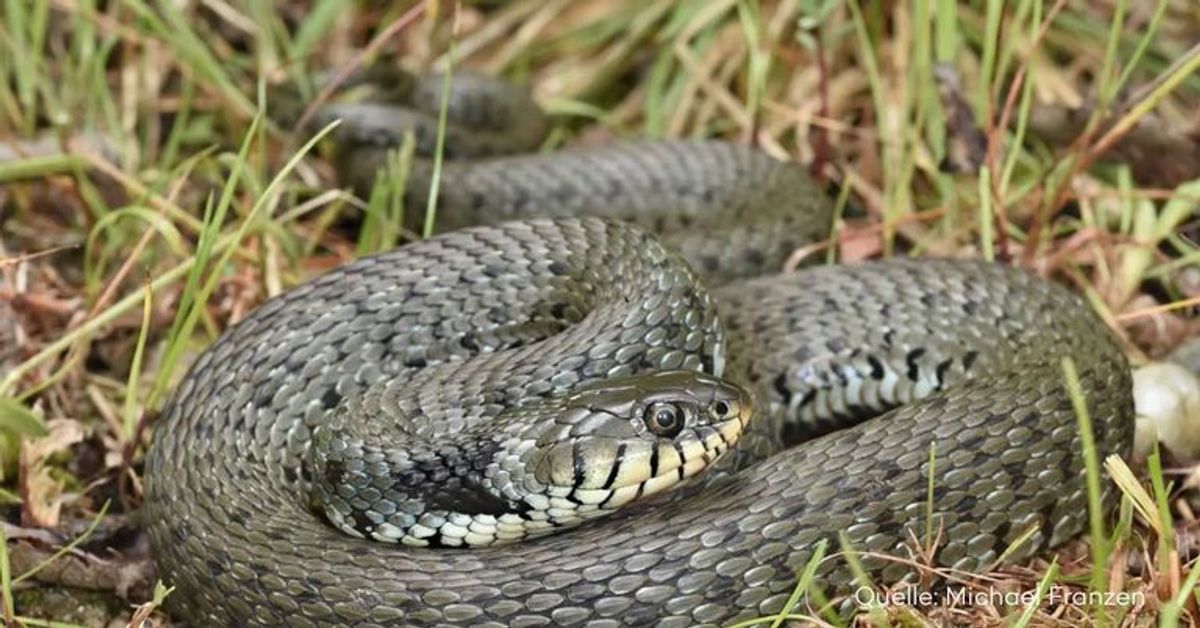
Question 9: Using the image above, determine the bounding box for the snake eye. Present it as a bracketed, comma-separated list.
[643, 402, 686, 438]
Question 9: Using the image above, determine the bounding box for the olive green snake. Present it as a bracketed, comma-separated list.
[143, 71, 1134, 626]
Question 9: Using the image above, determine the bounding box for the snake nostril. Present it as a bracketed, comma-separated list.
[712, 401, 730, 418]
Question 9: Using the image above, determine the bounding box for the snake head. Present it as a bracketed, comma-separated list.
[522, 370, 751, 512]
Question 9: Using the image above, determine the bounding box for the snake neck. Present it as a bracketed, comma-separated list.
[305, 422, 527, 547]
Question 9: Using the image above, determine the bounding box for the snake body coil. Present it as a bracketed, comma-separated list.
[144, 72, 1134, 627]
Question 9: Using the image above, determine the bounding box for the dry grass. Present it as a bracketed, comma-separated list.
[1, 0, 1199, 626]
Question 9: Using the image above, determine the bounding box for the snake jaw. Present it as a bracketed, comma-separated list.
[519, 371, 751, 516]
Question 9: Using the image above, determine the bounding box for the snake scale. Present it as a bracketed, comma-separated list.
[143, 71, 1135, 627]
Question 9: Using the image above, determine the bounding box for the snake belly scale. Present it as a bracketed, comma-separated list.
[143, 71, 1134, 627]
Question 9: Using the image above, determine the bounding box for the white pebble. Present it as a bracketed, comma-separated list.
[1133, 362, 1200, 462]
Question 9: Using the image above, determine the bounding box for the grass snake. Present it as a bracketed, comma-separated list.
[143, 70, 1135, 627]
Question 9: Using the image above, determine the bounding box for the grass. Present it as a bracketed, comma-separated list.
[1, 0, 1199, 626]
[422, 5, 458, 239]
[1062, 355, 1112, 622]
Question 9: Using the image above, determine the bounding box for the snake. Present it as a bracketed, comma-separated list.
[142, 70, 1135, 627]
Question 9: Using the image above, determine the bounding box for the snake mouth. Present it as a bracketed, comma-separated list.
[541, 407, 748, 514]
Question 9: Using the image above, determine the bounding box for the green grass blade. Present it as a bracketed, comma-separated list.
[13, 500, 111, 585]
[0, 396, 48, 437]
[423, 10, 461, 239]
[1160, 557, 1200, 628]
[1009, 559, 1058, 627]
[1059, 356, 1109, 621]
[122, 283, 154, 439]
[838, 532, 888, 627]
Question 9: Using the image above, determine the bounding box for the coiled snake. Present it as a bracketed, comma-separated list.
[143, 71, 1134, 626]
